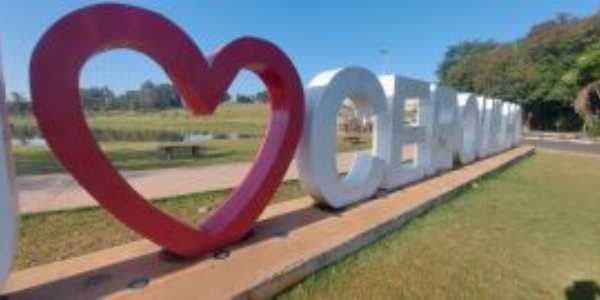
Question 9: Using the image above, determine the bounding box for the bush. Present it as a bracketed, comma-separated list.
[554, 113, 583, 132]
[583, 115, 600, 137]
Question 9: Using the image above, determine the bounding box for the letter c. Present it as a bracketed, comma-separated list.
[296, 67, 386, 209]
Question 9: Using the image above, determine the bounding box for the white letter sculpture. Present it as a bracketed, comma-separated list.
[490, 99, 504, 154]
[456, 93, 480, 163]
[297, 67, 386, 209]
[508, 103, 519, 148]
[498, 102, 514, 151]
[513, 105, 523, 144]
[377, 75, 430, 189]
[479, 97, 498, 157]
[0, 44, 18, 291]
[429, 84, 458, 173]
[476, 96, 489, 158]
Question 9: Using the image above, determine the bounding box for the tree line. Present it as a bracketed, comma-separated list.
[438, 11, 600, 134]
[6, 80, 269, 115]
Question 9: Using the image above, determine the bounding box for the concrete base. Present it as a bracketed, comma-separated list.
[3, 146, 534, 300]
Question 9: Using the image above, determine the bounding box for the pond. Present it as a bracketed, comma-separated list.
[11, 125, 260, 146]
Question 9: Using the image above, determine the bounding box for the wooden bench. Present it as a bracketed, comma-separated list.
[158, 143, 203, 160]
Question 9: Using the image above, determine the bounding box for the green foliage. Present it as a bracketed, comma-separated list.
[7, 81, 259, 112]
[583, 115, 600, 136]
[235, 94, 254, 104]
[7, 92, 30, 115]
[436, 40, 499, 91]
[254, 91, 269, 103]
[554, 112, 583, 131]
[572, 46, 600, 86]
[438, 11, 600, 131]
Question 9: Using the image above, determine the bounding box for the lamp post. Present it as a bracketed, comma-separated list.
[379, 48, 390, 75]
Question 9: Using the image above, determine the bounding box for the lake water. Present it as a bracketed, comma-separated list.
[11, 126, 259, 147]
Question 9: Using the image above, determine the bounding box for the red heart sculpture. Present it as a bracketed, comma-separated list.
[30, 4, 304, 257]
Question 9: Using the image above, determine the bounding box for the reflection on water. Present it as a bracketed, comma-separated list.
[182, 132, 252, 142]
[11, 125, 259, 147]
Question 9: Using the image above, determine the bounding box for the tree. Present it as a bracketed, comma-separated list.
[236, 94, 254, 104]
[80, 86, 116, 111]
[8, 92, 30, 115]
[437, 40, 499, 91]
[563, 45, 600, 134]
[154, 83, 181, 108]
[221, 92, 232, 103]
[140, 80, 159, 109]
[72, 81, 253, 111]
[253, 91, 269, 103]
[436, 10, 600, 131]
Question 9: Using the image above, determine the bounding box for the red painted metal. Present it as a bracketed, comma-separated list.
[29, 4, 304, 257]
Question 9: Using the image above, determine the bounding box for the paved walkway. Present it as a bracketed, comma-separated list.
[17, 151, 385, 214]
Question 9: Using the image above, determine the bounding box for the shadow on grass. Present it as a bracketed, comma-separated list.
[565, 281, 600, 300]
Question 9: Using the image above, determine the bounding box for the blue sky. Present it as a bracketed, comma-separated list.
[1, 0, 600, 97]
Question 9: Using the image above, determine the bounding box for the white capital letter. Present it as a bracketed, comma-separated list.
[377, 75, 430, 189]
[456, 93, 480, 163]
[0, 42, 18, 290]
[430, 84, 458, 173]
[296, 67, 386, 209]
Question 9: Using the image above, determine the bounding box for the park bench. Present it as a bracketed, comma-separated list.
[158, 142, 204, 160]
[342, 135, 367, 145]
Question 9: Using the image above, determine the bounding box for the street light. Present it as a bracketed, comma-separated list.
[379, 48, 390, 74]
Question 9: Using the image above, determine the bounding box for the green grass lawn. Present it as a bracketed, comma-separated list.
[15, 179, 306, 270]
[11, 104, 372, 175]
[278, 151, 600, 300]
[12, 103, 270, 136]
[12, 104, 269, 175]
[15, 149, 600, 300]
[13, 137, 370, 175]
[13, 139, 262, 175]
